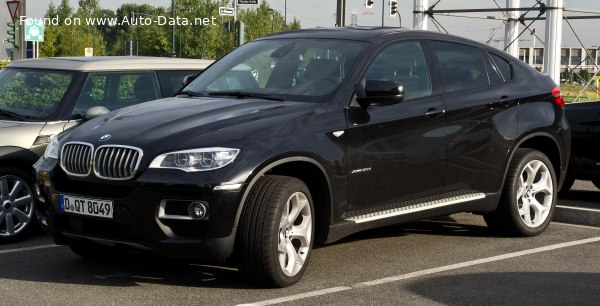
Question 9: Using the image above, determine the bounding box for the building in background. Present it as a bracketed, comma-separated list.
[519, 46, 599, 77]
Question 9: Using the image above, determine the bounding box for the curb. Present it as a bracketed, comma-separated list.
[553, 205, 600, 227]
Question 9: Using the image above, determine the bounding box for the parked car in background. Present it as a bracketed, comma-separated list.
[561, 100, 600, 191]
[0, 56, 213, 242]
[34, 28, 569, 287]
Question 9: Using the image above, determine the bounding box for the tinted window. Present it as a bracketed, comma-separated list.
[489, 53, 513, 81]
[72, 72, 159, 119]
[431, 41, 489, 92]
[483, 53, 503, 85]
[364, 41, 431, 100]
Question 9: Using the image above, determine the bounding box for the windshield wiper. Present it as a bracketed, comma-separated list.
[174, 90, 207, 97]
[209, 91, 284, 102]
[0, 109, 28, 121]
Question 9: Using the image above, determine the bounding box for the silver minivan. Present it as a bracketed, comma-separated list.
[0, 56, 213, 242]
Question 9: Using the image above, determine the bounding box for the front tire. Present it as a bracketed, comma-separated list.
[0, 167, 37, 243]
[237, 175, 314, 288]
[485, 149, 557, 236]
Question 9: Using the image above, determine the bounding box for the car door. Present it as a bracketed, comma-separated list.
[429, 41, 518, 194]
[346, 40, 447, 213]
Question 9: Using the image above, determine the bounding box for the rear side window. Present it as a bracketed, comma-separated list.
[157, 70, 201, 96]
[430, 41, 490, 93]
[71, 72, 160, 119]
[489, 53, 513, 81]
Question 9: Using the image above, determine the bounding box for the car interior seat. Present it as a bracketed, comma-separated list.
[134, 75, 157, 102]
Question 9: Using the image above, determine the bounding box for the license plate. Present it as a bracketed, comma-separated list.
[59, 194, 114, 219]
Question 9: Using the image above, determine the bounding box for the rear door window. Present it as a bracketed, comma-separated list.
[489, 53, 513, 82]
[430, 41, 490, 92]
[157, 70, 202, 96]
[72, 72, 159, 119]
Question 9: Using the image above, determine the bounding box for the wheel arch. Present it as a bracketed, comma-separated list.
[508, 133, 563, 187]
[233, 156, 333, 245]
[0, 146, 40, 176]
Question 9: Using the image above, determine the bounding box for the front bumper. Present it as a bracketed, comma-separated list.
[34, 157, 243, 260]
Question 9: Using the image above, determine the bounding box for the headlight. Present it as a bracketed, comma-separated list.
[149, 147, 240, 172]
[42, 135, 59, 159]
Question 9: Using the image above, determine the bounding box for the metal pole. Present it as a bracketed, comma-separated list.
[381, 0, 384, 27]
[413, 0, 428, 30]
[544, 0, 564, 84]
[336, 0, 345, 27]
[504, 0, 519, 57]
[284, 0, 287, 29]
[171, 0, 176, 57]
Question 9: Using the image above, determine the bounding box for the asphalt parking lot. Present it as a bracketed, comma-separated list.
[1, 181, 599, 305]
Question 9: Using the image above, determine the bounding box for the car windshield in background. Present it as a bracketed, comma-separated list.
[186, 39, 365, 102]
[0, 68, 73, 121]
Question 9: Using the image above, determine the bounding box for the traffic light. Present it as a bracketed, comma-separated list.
[389, 0, 398, 17]
[6, 22, 19, 48]
[365, 0, 374, 8]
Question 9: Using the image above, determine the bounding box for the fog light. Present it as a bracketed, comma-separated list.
[188, 201, 208, 220]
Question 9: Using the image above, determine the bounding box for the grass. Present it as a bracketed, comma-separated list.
[560, 83, 600, 103]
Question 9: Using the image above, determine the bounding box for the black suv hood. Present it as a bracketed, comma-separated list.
[66, 97, 318, 149]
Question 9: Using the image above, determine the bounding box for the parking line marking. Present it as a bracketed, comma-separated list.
[553, 222, 600, 230]
[237, 287, 352, 306]
[0, 244, 62, 255]
[556, 205, 600, 213]
[239, 236, 600, 306]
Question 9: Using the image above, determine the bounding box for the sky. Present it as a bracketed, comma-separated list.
[21, 0, 600, 49]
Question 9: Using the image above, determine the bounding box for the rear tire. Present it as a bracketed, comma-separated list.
[237, 175, 314, 288]
[0, 167, 37, 243]
[485, 149, 557, 236]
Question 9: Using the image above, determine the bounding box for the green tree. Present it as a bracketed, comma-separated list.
[238, 2, 301, 43]
[579, 69, 591, 83]
[56, 0, 73, 21]
[39, 0, 301, 59]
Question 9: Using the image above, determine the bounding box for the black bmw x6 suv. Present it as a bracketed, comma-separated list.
[34, 28, 570, 287]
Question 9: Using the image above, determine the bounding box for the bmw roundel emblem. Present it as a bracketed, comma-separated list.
[99, 134, 111, 141]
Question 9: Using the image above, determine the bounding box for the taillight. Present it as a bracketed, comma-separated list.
[552, 86, 565, 108]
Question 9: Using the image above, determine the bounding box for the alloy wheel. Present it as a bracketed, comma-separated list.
[517, 160, 553, 228]
[0, 175, 34, 237]
[278, 191, 313, 277]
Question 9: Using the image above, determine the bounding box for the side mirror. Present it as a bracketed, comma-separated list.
[182, 74, 197, 87]
[356, 80, 404, 108]
[85, 106, 110, 120]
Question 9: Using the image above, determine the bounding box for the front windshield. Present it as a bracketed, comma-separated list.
[0, 68, 74, 121]
[186, 38, 365, 102]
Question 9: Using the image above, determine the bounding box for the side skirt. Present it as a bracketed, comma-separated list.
[346, 192, 485, 224]
[324, 191, 500, 244]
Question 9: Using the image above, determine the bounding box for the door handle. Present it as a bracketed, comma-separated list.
[424, 108, 446, 118]
[490, 96, 513, 109]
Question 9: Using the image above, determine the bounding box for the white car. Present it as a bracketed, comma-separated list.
[0, 56, 213, 242]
